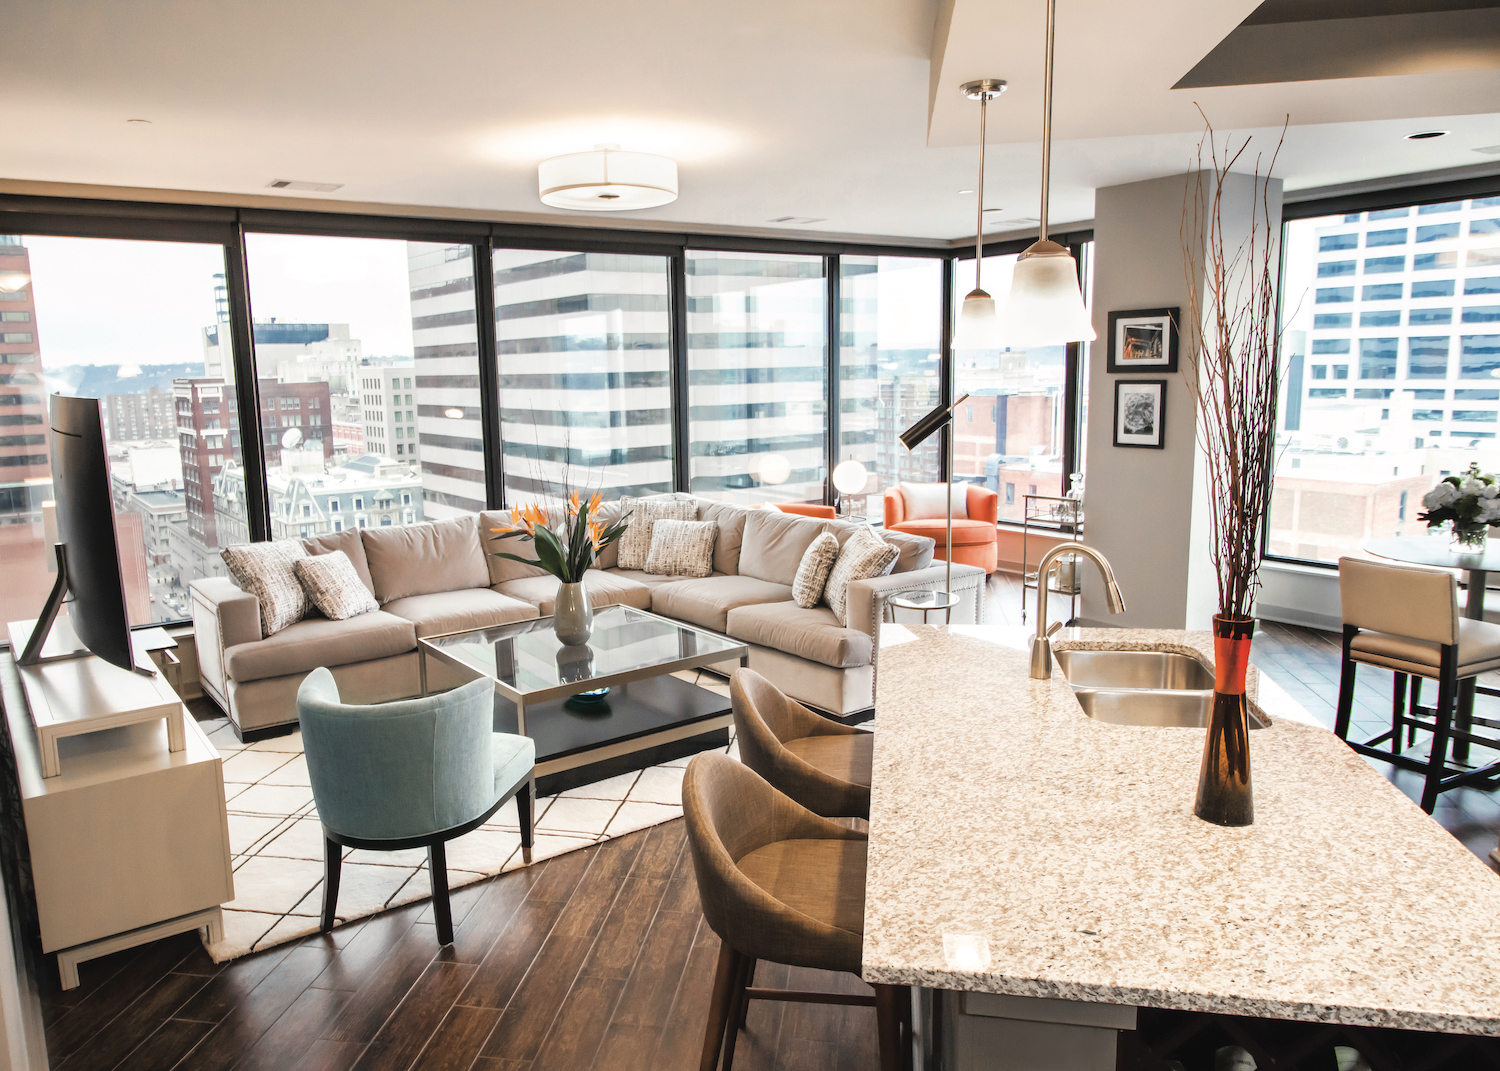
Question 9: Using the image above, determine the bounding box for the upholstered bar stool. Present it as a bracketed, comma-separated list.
[682, 754, 910, 1071]
[297, 668, 535, 944]
[731, 668, 872, 819]
[1336, 557, 1500, 812]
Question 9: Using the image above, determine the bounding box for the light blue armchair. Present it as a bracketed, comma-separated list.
[296, 667, 535, 945]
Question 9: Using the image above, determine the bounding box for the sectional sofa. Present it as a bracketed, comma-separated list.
[192, 493, 988, 738]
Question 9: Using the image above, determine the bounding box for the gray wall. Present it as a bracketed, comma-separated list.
[1080, 169, 1282, 628]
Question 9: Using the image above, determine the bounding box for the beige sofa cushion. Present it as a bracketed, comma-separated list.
[480, 508, 551, 584]
[303, 527, 377, 596]
[362, 515, 490, 603]
[649, 575, 795, 633]
[726, 602, 873, 669]
[737, 509, 829, 587]
[381, 587, 538, 638]
[496, 570, 652, 615]
[225, 611, 417, 683]
[606, 568, 699, 595]
[698, 501, 755, 575]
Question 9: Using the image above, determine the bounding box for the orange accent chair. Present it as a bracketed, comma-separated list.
[883, 483, 999, 574]
[775, 502, 837, 519]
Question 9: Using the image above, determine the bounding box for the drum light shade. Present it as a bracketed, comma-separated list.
[0, 269, 30, 292]
[953, 288, 1002, 350]
[832, 457, 869, 496]
[996, 241, 1096, 347]
[538, 149, 678, 211]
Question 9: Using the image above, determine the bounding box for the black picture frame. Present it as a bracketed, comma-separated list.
[1107, 308, 1179, 373]
[1113, 379, 1167, 449]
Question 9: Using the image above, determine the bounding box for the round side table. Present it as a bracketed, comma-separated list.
[886, 591, 960, 624]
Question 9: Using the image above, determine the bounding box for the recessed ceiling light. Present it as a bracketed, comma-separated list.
[958, 189, 975, 195]
[443, 407, 465, 419]
[1406, 130, 1450, 141]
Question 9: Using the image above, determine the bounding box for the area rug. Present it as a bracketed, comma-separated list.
[201, 668, 737, 961]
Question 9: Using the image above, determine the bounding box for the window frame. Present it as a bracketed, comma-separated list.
[1265, 174, 1500, 570]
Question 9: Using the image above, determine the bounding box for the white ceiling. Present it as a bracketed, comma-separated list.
[3, 0, 1499, 243]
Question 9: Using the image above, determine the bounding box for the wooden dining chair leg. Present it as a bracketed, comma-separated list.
[721, 951, 754, 1071]
[321, 836, 342, 933]
[1421, 648, 1459, 813]
[736, 956, 757, 1029]
[874, 983, 905, 1071]
[1391, 672, 1408, 755]
[700, 943, 738, 1071]
[1335, 626, 1359, 741]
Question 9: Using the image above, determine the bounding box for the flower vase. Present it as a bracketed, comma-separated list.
[1194, 615, 1255, 827]
[1453, 522, 1489, 552]
[554, 581, 594, 646]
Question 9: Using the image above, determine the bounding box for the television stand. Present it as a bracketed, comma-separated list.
[7, 621, 185, 778]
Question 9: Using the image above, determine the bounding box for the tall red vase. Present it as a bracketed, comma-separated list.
[1194, 615, 1255, 826]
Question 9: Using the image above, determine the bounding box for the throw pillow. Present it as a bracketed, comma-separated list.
[900, 482, 968, 521]
[616, 495, 696, 570]
[644, 519, 718, 578]
[824, 527, 900, 626]
[293, 551, 379, 621]
[221, 540, 310, 637]
[791, 531, 840, 609]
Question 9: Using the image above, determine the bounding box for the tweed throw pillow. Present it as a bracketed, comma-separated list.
[293, 551, 379, 621]
[644, 519, 718, 578]
[617, 496, 696, 570]
[824, 527, 900, 626]
[221, 539, 310, 637]
[791, 531, 840, 609]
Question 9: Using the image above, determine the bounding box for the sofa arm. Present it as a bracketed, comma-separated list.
[843, 561, 987, 650]
[882, 488, 905, 528]
[967, 484, 999, 525]
[191, 578, 260, 710]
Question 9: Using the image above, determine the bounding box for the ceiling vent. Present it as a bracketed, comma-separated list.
[266, 179, 344, 193]
[767, 216, 826, 225]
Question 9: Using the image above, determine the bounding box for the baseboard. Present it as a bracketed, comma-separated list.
[1254, 604, 1341, 632]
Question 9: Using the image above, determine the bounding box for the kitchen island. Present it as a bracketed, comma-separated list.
[863, 624, 1500, 1069]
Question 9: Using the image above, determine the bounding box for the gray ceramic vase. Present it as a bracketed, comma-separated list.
[553, 581, 594, 646]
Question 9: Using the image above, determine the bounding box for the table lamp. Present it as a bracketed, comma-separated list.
[832, 457, 869, 518]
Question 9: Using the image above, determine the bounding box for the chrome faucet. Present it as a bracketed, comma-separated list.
[1030, 542, 1126, 680]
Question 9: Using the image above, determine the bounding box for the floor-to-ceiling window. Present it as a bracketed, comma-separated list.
[1269, 193, 1500, 564]
[492, 249, 673, 504]
[838, 255, 944, 513]
[0, 234, 236, 628]
[686, 251, 827, 505]
[241, 233, 483, 542]
[951, 252, 1075, 523]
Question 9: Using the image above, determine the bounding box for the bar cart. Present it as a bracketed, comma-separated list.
[1021, 494, 1085, 624]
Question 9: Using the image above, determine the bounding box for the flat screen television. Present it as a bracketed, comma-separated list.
[19, 394, 140, 673]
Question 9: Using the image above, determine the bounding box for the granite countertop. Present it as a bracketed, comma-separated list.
[862, 624, 1500, 1035]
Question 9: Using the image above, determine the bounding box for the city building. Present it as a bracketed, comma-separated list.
[103, 385, 175, 442]
[356, 362, 419, 463]
[202, 319, 361, 381]
[0, 236, 47, 524]
[212, 453, 424, 545]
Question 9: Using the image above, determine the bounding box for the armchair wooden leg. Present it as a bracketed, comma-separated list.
[736, 956, 757, 1029]
[700, 943, 739, 1071]
[321, 836, 341, 933]
[874, 983, 907, 1071]
[517, 780, 534, 865]
[1335, 626, 1358, 742]
[722, 951, 755, 1071]
[1392, 672, 1408, 756]
[429, 840, 453, 945]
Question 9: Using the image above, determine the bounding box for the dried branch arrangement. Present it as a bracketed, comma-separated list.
[1180, 115, 1286, 621]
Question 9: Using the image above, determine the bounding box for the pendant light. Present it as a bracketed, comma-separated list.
[996, 0, 1096, 347]
[952, 78, 1006, 352]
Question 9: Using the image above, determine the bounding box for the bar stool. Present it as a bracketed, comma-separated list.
[731, 668, 872, 819]
[1336, 556, 1500, 812]
[682, 754, 911, 1071]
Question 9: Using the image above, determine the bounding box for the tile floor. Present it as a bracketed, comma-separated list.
[200, 669, 738, 961]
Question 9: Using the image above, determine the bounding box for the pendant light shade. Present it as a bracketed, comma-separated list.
[538, 147, 678, 211]
[996, 240, 1096, 347]
[954, 288, 1002, 350]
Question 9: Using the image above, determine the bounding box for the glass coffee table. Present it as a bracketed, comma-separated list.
[418, 605, 749, 795]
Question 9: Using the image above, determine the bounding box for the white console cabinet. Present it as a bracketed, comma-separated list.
[0, 651, 233, 988]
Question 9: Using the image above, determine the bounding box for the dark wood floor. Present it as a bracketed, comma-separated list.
[31, 591, 1500, 1070]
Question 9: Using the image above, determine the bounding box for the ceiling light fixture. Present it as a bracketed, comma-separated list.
[996, 0, 1097, 348]
[0, 270, 30, 293]
[538, 144, 677, 211]
[443, 407, 466, 419]
[953, 78, 1007, 351]
[1406, 130, 1450, 140]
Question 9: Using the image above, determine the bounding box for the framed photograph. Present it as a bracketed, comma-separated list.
[1113, 380, 1166, 449]
[1107, 308, 1179, 373]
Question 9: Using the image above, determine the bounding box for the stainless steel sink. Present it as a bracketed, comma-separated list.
[1071, 688, 1268, 730]
[1054, 649, 1214, 690]
[1057, 648, 1267, 730]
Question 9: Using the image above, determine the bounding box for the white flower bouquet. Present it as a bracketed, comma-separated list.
[1419, 462, 1500, 548]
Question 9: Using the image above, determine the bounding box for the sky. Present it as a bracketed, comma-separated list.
[25, 232, 417, 368]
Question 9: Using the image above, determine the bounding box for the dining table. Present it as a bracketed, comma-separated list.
[1363, 534, 1500, 763]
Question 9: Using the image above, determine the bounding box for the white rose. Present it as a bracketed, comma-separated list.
[1461, 476, 1486, 496]
[1483, 484, 1499, 500]
[1479, 502, 1500, 524]
[1424, 483, 1459, 509]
